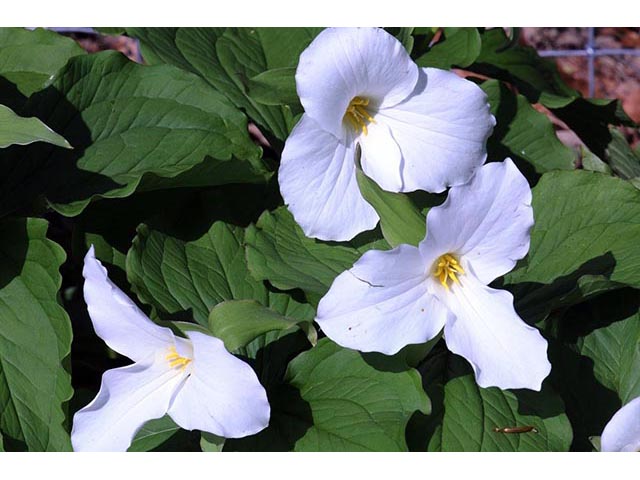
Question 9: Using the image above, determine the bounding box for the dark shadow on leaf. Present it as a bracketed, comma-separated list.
[547, 337, 621, 451]
[505, 251, 619, 327]
[0, 217, 28, 289]
[0, 83, 120, 219]
[483, 81, 540, 186]
[226, 331, 313, 451]
[544, 289, 639, 450]
[552, 98, 636, 158]
[0, 76, 27, 112]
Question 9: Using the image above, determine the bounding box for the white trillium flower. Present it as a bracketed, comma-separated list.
[71, 247, 270, 452]
[316, 159, 551, 391]
[279, 27, 496, 241]
[601, 396, 640, 452]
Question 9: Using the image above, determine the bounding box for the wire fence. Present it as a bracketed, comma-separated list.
[537, 27, 640, 97]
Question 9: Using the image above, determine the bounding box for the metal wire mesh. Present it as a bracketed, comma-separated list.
[537, 27, 640, 97]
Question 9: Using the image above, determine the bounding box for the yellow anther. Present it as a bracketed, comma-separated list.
[344, 96, 376, 136]
[165, 346, 192, 371]
[433, 253, 465, 291]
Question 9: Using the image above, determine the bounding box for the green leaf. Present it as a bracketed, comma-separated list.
[472, 28, 577, 102]
[0, 27, 85, 103]
[247, 67, 298, 107]
[416, 28, 481, 69]
[422, 352, 572, 451]
[0, 51, 266, 219]
[579, 308, 640, 405]
[208, 300, 316, 351]
[0, 218, 72, 451]
[483, 80, 576, 174]
[127, 221, 314, 327]
[235, 339, 430, 451]
[127, 27, 320, 141]
[581, 145, 612, 174]
[0, 103, 70, 149]
[605, 127, 640, 182]
[288, 340, 430, 451]
[506, 170, 640, 289]
[356, 168, 426, 247]
[254, 27, 323, 68]
[245, 207, 388, 305]
[128, 415, 180, 452]
[200, 432, 225, 452]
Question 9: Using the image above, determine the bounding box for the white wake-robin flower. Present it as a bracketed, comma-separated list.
[279, 27, 495, 241]
[71, 247, 270, 452]
[316, 159, 551, 391]
[601, 396, 640, 452]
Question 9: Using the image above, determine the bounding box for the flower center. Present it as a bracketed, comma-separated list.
[344, 96, 376, 135]
[433, 253, 465, 291]
[166, 346, 192, 371]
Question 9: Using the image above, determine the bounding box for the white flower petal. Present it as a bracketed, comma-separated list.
[279, 114, 378, 241]
[83, 246, 175, 362]
[378, 68, 495, 193]
[359, 120, 403, 192]
[601, 396, 640, 452]
[442, 271, 550, 390]
[71, 358, 185, 452]
[296, 27, 419, 137]
[316, 245, 449, 355]
[420, 159, 533, 284]
[168, 331, 270, 439]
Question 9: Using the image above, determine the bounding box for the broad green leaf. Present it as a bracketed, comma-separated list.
[473, 28, 577, 102]
[0, 28, 85, 103]
[0, 103, 70, 148]
[581, 145, 612, 174]
[356, 168, 426, 247]
[416, 27, 481, 69]
[422, 351, 572, 451]
[579, 308, 640, 405]
[209, 300, 316, 351]
[546, 289, 640, 450]
[200, 432, 225, 452]
[127, 27, 320, 140]
[127, 221, 314, 327]
[507, 170, 640, 289]
[0, 217, 72, 451]
[230, 338, 429, 452]
[286, 339, 430, 451]
[483, 80, 576, 173]
[605, 127, 640, 182]
[215, 29, 295, 139]
[128, 415, 180, 452]
[245, 207, 388, 305]
[254, 27, 323, 68]
[0, 431, 4, 451]
[247, 67, 299, 107]
[0, 51, 266, 218]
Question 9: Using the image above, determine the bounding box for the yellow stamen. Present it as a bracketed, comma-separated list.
[344, 96, 376, 135]
[165, 346, 192, 371]
[433, 253, 465, 291]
